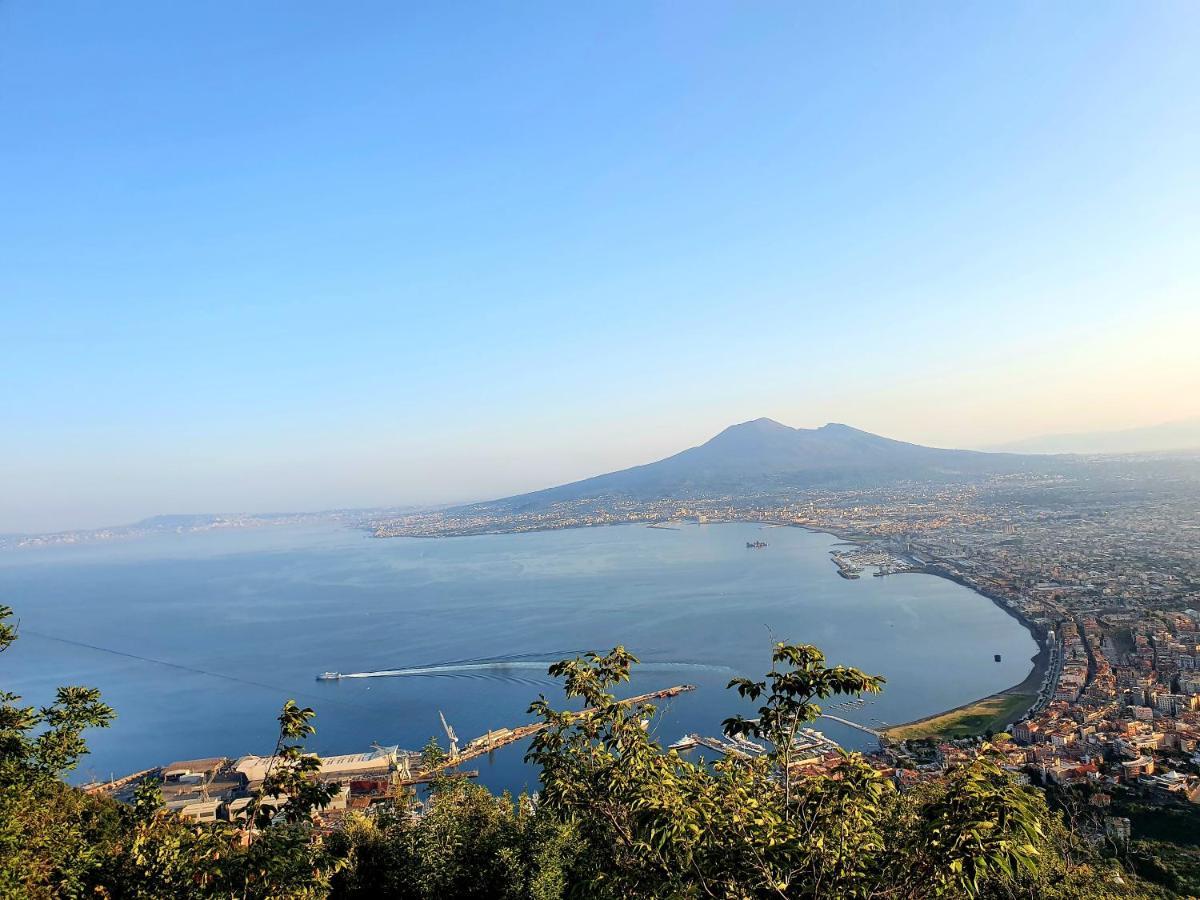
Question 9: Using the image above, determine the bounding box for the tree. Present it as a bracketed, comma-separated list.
[328, 774, 578, 900]
[248, 699, 339, 830]
[0, 604, 120, 897]
[228, 699, 345, 898]
[723, 642, 885, 818]
[0, 604, 115, 784]
[524, 642, 1132, 899]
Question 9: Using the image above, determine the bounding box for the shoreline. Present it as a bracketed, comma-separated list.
[778, 521, 1050, 737]
[376, 516, 1052, 738]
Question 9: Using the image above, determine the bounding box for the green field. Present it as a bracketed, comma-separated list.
[883, 693, 1034, 742]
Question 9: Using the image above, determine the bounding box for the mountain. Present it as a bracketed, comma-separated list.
[991, 416, 1200, 455]
[481, 418, 1043, 510]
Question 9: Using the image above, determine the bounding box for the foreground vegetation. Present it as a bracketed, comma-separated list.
[0, 603, 1169, 898]
[884, 693, 1035, 742]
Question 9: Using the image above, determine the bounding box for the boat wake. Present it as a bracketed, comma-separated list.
[324, 651, 735, 684]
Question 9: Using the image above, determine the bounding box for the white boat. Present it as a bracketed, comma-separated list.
[316, 672, 342, 681]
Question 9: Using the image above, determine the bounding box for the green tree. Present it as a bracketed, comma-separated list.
[0, 604, 120, 897]
[723, 642, 885, 818]
[524, 642, 1136, 899]
[234, 699, 346, 898]
[248, 699, 339, 830]
[328, 775, 578, 900]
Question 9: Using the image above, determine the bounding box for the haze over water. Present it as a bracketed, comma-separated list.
[0, 523, 1035, 792]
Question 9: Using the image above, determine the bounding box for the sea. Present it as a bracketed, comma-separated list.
[0, 521, 1037, 792]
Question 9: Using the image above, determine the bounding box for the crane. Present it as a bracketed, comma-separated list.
[372, 741, 412, 781]
[439, 711, 460, 758]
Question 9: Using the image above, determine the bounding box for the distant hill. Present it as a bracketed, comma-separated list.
[991, 416, 1200, 455]
[479, 418, 1045, 511]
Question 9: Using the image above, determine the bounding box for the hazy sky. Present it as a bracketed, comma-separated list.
[3, 2, 1199, 533]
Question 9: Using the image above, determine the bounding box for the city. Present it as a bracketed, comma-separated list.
[366, 452, 1200, 831]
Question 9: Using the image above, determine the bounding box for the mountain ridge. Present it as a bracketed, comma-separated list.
[476, 418, 1043, 511]
[990, 416, 1200, 455]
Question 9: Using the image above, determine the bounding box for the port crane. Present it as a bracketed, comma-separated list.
[413, 685, 696, 782]
[372, 742, 412, 781]
[439, 711, 460, 758]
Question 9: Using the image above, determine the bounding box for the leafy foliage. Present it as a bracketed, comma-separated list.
[0, 604, 341, 898]
[249, 699, 339, 830]
[329, 774, 578, 900]
[724, 642, 885, 820]
[1, 604, 121, 896]
[523, 642, 1131, 899]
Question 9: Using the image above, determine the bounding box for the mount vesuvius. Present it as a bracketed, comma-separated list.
[473, 418, 1048, 512]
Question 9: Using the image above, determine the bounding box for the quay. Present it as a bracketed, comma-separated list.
[431, 682, 697, 771]
[669, 726, 842, 762]
[93, 683, 696, 821]
[671, 733, 769, 758]
[817, 713, 883, 739]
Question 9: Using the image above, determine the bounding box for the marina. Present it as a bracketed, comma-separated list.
[830, 545, 918, 580]
[669, 727, 843, 762]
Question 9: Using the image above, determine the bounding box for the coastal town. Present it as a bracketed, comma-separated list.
[364, 454, 1200, 832]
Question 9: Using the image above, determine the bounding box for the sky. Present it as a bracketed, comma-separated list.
[3, 2, 1199, 533]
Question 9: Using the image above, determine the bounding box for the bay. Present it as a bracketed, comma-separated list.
[0, 522, 1037, 793]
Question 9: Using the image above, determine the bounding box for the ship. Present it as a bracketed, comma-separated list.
[746, 540, 768, 549]
[994, 654, 1002, 663]
[316, 672, 343, 681]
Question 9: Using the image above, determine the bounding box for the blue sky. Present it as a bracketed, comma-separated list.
[3, 2, 1199, 531]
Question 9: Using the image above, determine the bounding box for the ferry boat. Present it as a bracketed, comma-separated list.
[316, 672, 343, 681]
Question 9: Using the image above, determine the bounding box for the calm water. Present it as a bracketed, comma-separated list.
[0, 523, 1036, 791]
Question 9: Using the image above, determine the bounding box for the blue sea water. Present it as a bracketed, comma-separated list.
[0, 522, 1037, 792]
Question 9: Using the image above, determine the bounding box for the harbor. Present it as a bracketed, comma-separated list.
[89, 683, 696, 823]
[669, 726, 845, 767]
[830, 545, 919, 580]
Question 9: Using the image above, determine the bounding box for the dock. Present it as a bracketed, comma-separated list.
[395, 686, 702, 786]
[669, 726, 842, 761]
[817, 714, 883, 739]
[671, 734, 769, 758]
[91, 684, 698, 817]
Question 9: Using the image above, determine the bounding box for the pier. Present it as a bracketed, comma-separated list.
[94, 684, 698, 813]
[817, 714, 883, 738]
[408, 683, 698, 786]
[671, 734, 769, 758]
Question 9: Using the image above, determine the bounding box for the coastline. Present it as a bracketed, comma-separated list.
[897, 563, 1050, 727]
[787, 523, 1050, 738]
[376, 516, 1052, 738]
[806, 528, 1051, 739]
